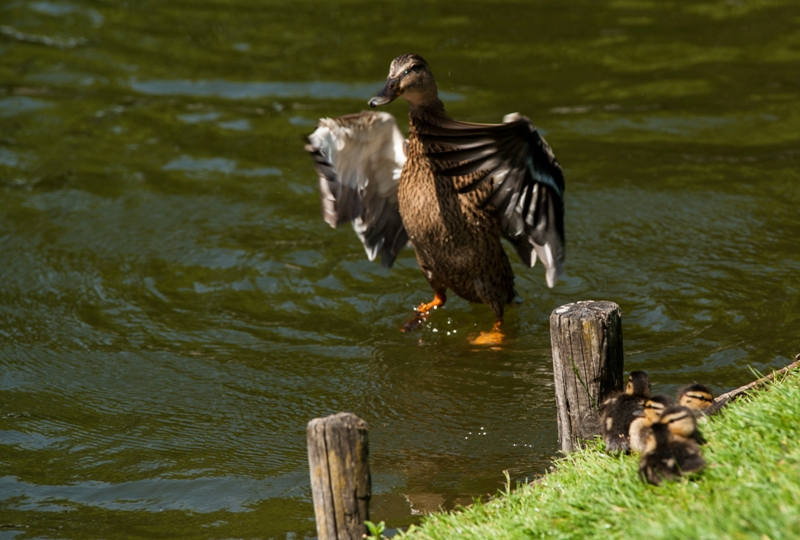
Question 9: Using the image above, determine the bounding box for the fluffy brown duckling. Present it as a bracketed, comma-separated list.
[600, 371, 651, 453]
[639, 405, 706, 486]
[306, 54, 565, 344]
[628, 394, 675, 454]
[678, 383, 715, 412]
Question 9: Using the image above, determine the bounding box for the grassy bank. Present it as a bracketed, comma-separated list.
[397, 368, 800, 540]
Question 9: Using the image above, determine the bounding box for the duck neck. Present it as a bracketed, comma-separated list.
[408, 98, 447, 131]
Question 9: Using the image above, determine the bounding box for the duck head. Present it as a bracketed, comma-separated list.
[643, 395, 675, 423]
[659, 405, 698, 438]
[625, 371, 651, 398]
[678, 383, 714, 410]
[369, 54, 438, 108]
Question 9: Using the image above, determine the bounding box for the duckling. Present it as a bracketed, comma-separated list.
[600, 371, 651, 452]
[677, 383, 714, 413]
[306, 54, 565, 343]
[628, 394, 675, 454]
[639, 405, 705, 486]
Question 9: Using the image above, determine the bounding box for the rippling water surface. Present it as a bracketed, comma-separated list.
[2, 0, 799, 537]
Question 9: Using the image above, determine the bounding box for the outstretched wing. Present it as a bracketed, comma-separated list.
[305, 111, 408, 267]
[418, 113, 565, 287]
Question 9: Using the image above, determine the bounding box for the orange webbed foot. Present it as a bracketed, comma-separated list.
[470, 321, 504, 346]
[401, 291, 446, 332]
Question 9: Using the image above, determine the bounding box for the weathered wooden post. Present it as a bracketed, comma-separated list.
[307, 412, 371, 540]
[550, 301, 624, 453]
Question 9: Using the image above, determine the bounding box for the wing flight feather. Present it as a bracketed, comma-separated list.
[305, 111, 408, 267]
[419, 113, 565, 286]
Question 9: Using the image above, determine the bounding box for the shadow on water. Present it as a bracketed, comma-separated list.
[1, 0, 799, 537]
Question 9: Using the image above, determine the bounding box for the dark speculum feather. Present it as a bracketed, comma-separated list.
[443, 154, 504, 178]
[422, 135, 497, 149]
[425, 143, 497, 162]
[487, 181, 516, 213]
[521, 181, 535, 219]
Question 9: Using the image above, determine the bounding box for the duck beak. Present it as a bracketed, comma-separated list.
[633, 409, 645, 417]
[369, 77, 401, 108]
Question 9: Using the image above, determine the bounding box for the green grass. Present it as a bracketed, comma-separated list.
[398, 368, 800, 540]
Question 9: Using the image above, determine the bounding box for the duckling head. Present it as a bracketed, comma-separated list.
[658, 405, 697, 439]
[643, 394, 674, 423]
[369, 54, 438, 108]
[625, 371, 651, 398]
[678, 383, 714, 411]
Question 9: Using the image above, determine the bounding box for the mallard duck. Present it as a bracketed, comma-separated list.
[305, 54, 565, 343]
[600, 371, 651, 452]
[677, 383, 714, 412]
[639, 405, 705, 486]
[629, 394, 675, 454]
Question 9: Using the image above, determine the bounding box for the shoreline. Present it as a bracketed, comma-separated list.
[395, 354, 800, 539]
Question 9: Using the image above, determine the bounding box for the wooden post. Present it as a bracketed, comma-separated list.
[550, 301, 624, 453]
[307, 412, 371, 540]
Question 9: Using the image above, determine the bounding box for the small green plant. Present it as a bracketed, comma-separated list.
[570, 356, 600, 412]
[502, 469, 512, 497]
[364, 520, 387, 540]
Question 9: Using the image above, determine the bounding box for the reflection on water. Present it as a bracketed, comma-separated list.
[2, 474, 307, 513]
[129, 79, 464, 102]
[0, 97, 54, 117]
[162, 156, 280, 177]
[130, 78, 389, 100]
[565, 114, 735, 136]
[1, 0, 800, 537]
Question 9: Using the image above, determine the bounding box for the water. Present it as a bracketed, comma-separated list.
[1, 0, 799, 537]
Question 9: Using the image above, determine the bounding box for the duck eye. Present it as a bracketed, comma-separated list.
[404, 70, 408, 75]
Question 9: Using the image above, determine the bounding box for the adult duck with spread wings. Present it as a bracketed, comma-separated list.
[305, 54, 565, 344]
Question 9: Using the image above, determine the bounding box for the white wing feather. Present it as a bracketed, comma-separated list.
[306, 112, 408, 267]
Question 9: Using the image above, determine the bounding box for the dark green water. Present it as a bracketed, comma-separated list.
[1, 0, 799, 537]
